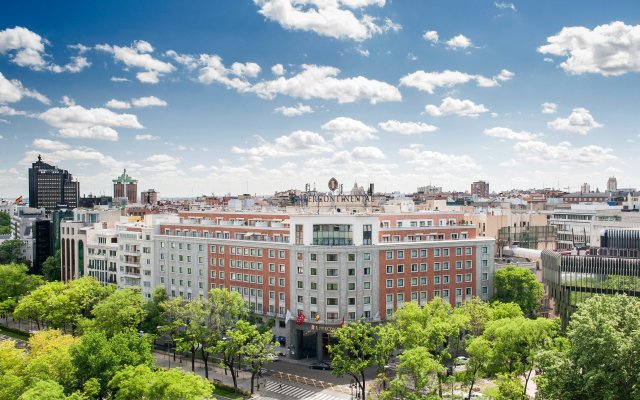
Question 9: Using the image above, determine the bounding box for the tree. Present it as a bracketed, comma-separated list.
[372, 323, 400, 388]
[140, 287, 167, 335]
[160, 298, 207, 374]
[489, 301, 523, 320]
[108, 364, 213, 400]
[459, 297, 492, 338]
[391, 346, 443, 397]
[214, 320, 249, 389]
[89, 287, 144, 337]
[236, 321, 276, 393]
[0, 263, 43, 304]
[537, 295, 640, 400]
[0, 240, 29, 266]
[13, 281, 66, 329]
[24, 330, 79, 392]
[70, 329, 153, 397]
[463, 337, 493, 400]
[493, 266, 543, 317]
[328, 321, 376, 399]
[17, 380, 68, 400]
[42, 250, 61, 281]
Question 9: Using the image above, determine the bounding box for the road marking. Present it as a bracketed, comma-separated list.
[263, 381, 346, 399]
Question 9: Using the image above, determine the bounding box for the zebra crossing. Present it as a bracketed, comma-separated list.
[263, 381, 346, 400]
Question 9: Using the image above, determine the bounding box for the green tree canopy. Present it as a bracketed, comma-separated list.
[89, 287, 144, 337]
[42, 250, 61, 282]
[493, 266, 543, 317]
[0, 240, 29, 266]
[537, 294, 640, 399]
[328, 321, 376, 399]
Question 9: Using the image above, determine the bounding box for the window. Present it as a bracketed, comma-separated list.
[411, 249, 418, 258]
[434, 249, 441, 257]
[482, 272, 488, 281]
[279, 264, 285, 273]
[348, 253, 356, 262]
[364, 252, 371, 261]
[466, 287, 472, 296]
[443, 262, 450, 270]
[363, 224, 372, 245]
[420, 249, 427, 257]
[466, 260, 473, 269]
[386, 294, 393, 302]
[326, 269, 338, 277]
[443, 249, 450, 256]
[279, 250, 286, 259]
[456, 247, 462, 256]
[420, 263, 427, 271]
[434, 276, 440, 284]
[297, 267, 303, 274]
[397, 278, 404, 287]
[326, 283, 338, 291]
[348, 282, 356, 290]
[297, 281, 303, 289]
[312, 224, 354, 246]
[279, 278, 285, 287]
[386, 279, 393, 288]
[397, 293, 404, 302]
[411, 264, 418, 272]
[310, 296, 317, 304]
[386, 265, 393, 274]
[310, 253, 317, 261]
[465, 247, 472, 255]
[482, 246, 488, 254]
[456, 261, 462, 270]
[269, 263, 275, 272]
[310, 268, 317, 276]
[420, 276, 427, 285]
[397, 264, 404, 273]
[443, 275, 450, 284]
[456, 274, 462, 283]
[363, 296, 370, 304]
[421, 291, 427, 299]
[348, 268, 355, 276]
[465, 273, 472, 282]
[364, 282, 371, 289]
[456, 288, 462, 296]
[482, 260, 488, 267]
[385, 251, 393, 260]
[326, 254, 338, 262]
[397, 250, 404, 259]
[411, 277, 418, 286]
[269, 249, 275, 258]
[327, 298, 338, 306]
[269, 277, 275, 285]
[363, 267, 371, 275]
[443, 289, 449, 298]
[311, 282, 317, 290]
[434, 262, 440, 271]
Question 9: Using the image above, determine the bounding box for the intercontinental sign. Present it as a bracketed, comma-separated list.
[305, 194, 373, 203]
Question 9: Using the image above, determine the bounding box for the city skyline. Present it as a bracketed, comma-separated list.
[1, 1, 639, 197]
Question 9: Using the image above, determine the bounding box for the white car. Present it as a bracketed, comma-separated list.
[463, 392, 484, 399]
[268, 353, 279, 361]
[455, 356, 469, 364]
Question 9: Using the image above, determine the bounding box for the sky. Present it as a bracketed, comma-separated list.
[1, 1, 639, 198]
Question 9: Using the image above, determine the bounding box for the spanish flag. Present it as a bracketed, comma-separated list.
[15, 196, 22, 204]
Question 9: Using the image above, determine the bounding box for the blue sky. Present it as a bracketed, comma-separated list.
[1, 0, 639, 197]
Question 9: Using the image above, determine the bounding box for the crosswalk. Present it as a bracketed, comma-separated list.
[263, 381, 345, 400]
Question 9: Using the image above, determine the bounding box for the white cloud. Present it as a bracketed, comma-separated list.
[271, 64, 285, 75]
[321, 116, 378, 146]
[495, 2, 516, 11]
[251, 64, 401, 104]
[399, 69, 513, 94]
[0, 105, 29, 116]
[135, 134, 159, 141]
[141, 153, 182, 173]
[131, 96, 168, 107]
[38, 105, 143, 141]
[541, 102, 557, 114]
[232, 130, 333, 160]
[274, 103, 313, 116]
[538, 21, 640, 76]
[105, 99, 131, 109]
[231, 62, 261, 78]
[110, 77, 130, 82]
[484, 127, 541, 141]
[423, 30, 439, 43]
[0, 27, 90, 73]
[424, 97, 489, 117]
[164, 50, 198, 70]
[253, 0, 400, 42]
[399, 146, 480, 173]
[351, 146, 385, 160]
[446, 34, 473, 49]
[32, 138, 69, 151]
[68, 43, 90, 54]
[547, 108, 603, 135]
[0, 72, 50, 105]
[355, 45, 370, 57]
[196, 54, 256, 92]
[514, 140, 616, 164]
[61, 96, 75, 106]
[378, 120, 438, 135]
[96, 40, 175, 83]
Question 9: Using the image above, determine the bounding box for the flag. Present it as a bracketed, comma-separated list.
[340, 315, 345, 328]
[295, 310, 305, 326]
[285, 310, 292, 325]
[15, 196, 22, 204]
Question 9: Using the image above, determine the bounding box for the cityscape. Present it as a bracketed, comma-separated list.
[2, 1, 640, 400]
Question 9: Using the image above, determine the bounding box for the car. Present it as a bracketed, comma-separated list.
[309, 361, 332, 370]
[268, 353, 279, 361]
[455, 356, 469, 364]
[463, 392, 484, 399]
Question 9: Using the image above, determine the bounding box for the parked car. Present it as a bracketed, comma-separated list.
[268, 353, 279, 361]
[309, 361, 332, 370]
[455, 356, 469, 364]
[463, 392, 484, 399]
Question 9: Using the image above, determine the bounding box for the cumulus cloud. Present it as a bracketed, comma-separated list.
[541, 102, 557, 114]
[105, 99, 131, 109]
[32, 138, 69, 151]
[378, 120, 438, 135]
[423, 30, 439, 43]
[38, 105, 143, 141]
[135, 134, 159, 141]
[350, 146, 385, 160]
[0, 26, 90, 73]
[131, 96, 168, 107]
[514, 140, 616, 164]
[424, 97, 489, 117]
[96, 40, 175, 83]
[164, 50, 199, 70]
[321, 116, 377, 146]
[271, 64, 285, 75]
[484, 127, 541, 141]
[110, 77, 130, 82]
[538, 21, 640, 76]
[196, 54, 258, 92]
[446, 34, 473, 49]
[399, 145, 480, 173]
[232, 130, 333, 160]
[251, 64, 401, 104]
[274, 103, 313, 116]
[399, 69, 513, 94]
[0, 72, 50, 105]
[253, 0, 400, 41]
[547, 108, 603, 135]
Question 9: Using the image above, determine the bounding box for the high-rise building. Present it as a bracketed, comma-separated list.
[28, 155, 79, 213]
[581, 182, 591, 193]
[113, 169, 138, 204]
[470, 180, 490, 198]
[607, 176, 618, 191]
[141, 189, 159, 205]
